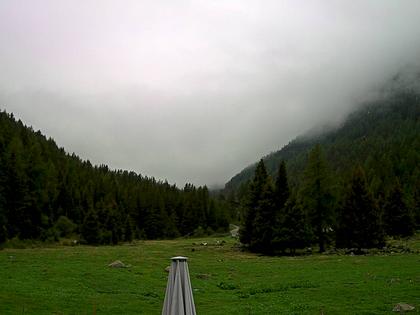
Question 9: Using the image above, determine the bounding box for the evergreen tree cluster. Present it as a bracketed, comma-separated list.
[0, 111, 229, 245]
[240, 146, 416, 254]
[240, 160, 310, 254]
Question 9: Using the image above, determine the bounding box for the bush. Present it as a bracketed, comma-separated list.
[40, 228, 59, 242]
[54, 216, 77, 237]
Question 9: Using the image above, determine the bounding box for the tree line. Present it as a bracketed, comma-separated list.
[0, 111, 230, 245]
[240, 145, 418, 254]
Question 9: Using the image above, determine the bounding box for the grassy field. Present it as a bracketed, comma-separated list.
[0, 236, 419, 315]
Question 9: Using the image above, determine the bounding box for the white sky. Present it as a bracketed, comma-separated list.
[1, 1, 420, 187]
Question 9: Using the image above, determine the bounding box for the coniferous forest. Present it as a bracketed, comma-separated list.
[0, 112, 230, 245]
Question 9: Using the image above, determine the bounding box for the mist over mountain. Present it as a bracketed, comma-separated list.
[1, 1, 420, 187]
[224, 71, 420, 197]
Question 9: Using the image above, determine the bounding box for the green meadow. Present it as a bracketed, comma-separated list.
[0, 236, 419, 315]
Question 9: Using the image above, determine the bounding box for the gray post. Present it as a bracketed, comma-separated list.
[162, 256, 197, 315]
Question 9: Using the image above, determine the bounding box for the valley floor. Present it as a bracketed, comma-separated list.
[0, 235, 419, 314]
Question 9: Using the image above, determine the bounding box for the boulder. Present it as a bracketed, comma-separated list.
[393, 303, 415, 312]
[108, 260, 127, 268]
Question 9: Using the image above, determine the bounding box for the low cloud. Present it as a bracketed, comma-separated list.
[1, 1, 420, 186]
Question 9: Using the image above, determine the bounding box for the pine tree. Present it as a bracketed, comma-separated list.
[240, 159, 269, 246]
[336, 166, 384, 249]
[384, 180, 415, 238]
[300, 145, 334, 252]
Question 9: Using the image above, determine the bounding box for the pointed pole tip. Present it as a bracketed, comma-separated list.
[171, 256, 188, 261]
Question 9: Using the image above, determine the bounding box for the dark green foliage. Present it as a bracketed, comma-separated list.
[274, 161, 289, 210]
[241, 160, 308, 255]
[0, 212, 7, 244]
[336, 166, 384, 249]
[414, 183, 420, 228]
[240, 159, 269, 246]
[0, 110, 229, 244]
[81, 209, 100, 245]
[272, 161, 295, 253]
[54, 216, 77, 237]
[384, 180, 415, 238]
[274, 196, 310, 254]
[124, 216, 133, 242]
[299, 145, 334, 252]
[144, 206, 165, 239]
[272, 161, 290, 250]
[104, 208, 122, 245]
[252, 182, 276, 253]
[206, 200, 217, 230]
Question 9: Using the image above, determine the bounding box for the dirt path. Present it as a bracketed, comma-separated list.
[230, 224, 239, 238]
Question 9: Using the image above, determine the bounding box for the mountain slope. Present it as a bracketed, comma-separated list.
[224, 84, 420, 200]
[0, 112, 229, 244]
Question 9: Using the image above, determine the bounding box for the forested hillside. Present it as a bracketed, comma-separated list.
[0, 112, 229, 244]
[226, 79, 419, 254]
[224, 83, 420, 205]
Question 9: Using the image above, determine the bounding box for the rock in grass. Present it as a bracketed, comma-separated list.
[393, 303, 415, 312]
[108, 260, 127, 268]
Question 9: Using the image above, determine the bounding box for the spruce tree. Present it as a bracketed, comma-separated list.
[274, 161, 289, 210]
[252, 181, 275, 253]
[272, 160, 291, 253]
[240, 159, 269, 246]
[336, 166, 384, 249]
[384, 180, 415, 238]
[274, 196, 310, 255]
[300, 145, 334, 252]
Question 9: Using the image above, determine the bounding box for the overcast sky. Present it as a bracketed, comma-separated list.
[1, 1, 420, 187]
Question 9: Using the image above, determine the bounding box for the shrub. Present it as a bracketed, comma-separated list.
[54, 216, 77, 237]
